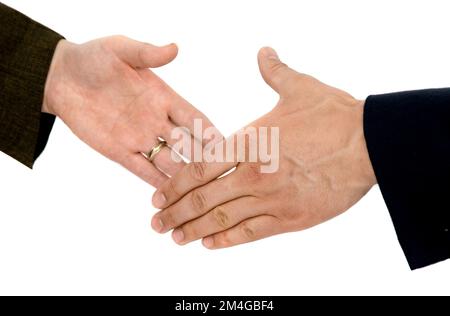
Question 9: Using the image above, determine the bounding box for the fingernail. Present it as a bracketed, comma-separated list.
[172, 229, 185, 244]
[166, 43, 178, 50]
[153, 192, 167, 208]
[263, 47, 279, 61]
[202, 237, 214, 249]
[151, 216, 164, 233]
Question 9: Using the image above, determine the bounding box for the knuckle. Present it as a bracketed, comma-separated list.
[167, 179, 183, 199]
[190, 190, 207, 211]
[241, 223, 256, 240]
[242, 164, 264, 184]
[189, 162, 207, 181]
[212, 207, 230, 229]
[113, 35, 128, 41]
[270, 61, 288, 75]
[161, 209, 176, 227]
[137, 45, 147, 66]
[182, 224, 198, 240]
[106, 35, 128, 47]
[216, 233, 231, 248]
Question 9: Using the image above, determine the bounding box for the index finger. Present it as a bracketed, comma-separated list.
[152, 160, 237, 209]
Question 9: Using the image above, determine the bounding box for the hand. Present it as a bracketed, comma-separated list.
[43, 36, 215, 187]
[150, 47, 377, 248]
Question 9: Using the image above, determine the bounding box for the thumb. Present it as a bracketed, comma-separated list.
[258, 47, 301, 96]
[110, 36, 178, 69]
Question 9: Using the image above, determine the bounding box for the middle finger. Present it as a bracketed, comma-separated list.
[152, 171, 250, 233]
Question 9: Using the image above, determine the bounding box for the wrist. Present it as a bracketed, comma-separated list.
[42, 39, 72, 116]
[355, 99, 377, 188]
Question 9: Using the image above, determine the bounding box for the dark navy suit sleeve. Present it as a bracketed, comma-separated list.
[364, 88, 450, 269]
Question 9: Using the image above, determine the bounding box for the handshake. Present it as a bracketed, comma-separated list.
[44, 36, 376, 249]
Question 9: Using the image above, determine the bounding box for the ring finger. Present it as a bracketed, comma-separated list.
[171, 196, 267, 245]
[143, 139, 185, 177]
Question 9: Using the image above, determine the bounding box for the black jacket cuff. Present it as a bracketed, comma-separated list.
[364, 89, 450, 269]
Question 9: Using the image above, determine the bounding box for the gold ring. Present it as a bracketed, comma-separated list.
[146, 140, 167, 162]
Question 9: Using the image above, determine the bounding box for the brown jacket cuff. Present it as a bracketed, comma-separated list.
[0, 3, 63, 168]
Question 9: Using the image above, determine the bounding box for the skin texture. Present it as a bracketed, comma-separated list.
[43, 36, 216, 187]
[151, 47, 377, 249]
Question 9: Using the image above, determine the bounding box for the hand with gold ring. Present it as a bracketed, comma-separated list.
[43, 36, 218, 187]
[146, 140, 167, 163]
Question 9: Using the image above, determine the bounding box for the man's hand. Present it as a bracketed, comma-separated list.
[150, 47, 377, 248]
[43, 36, 215, 187]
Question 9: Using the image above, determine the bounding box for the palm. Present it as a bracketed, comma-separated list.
[45, 36, 216, 186]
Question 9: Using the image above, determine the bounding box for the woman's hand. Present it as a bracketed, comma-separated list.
[43, 36, 215, 187]
[151, 47, 377, 248]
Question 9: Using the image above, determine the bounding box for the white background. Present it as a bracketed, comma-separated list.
[0, 0, 449, 296]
